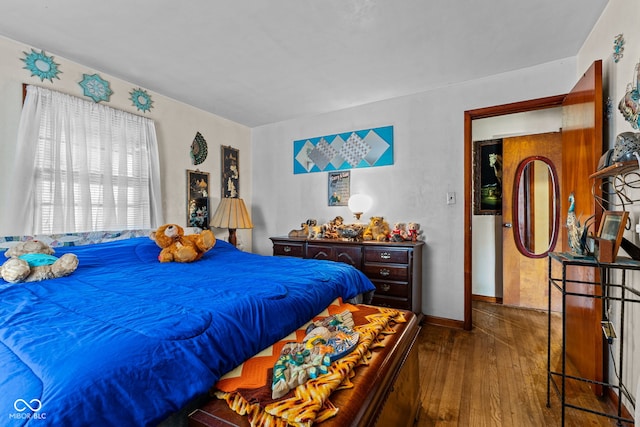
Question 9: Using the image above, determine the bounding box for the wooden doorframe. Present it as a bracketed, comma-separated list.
[463, 95, 566, 330]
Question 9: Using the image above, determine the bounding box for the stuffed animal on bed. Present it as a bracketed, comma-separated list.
[150, 224, 215, 262]
[0, 240, 79, 283]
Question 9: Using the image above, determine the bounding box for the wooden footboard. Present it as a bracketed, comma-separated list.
[189, 310, 421, 427]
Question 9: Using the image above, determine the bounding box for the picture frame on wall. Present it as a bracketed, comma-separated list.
[221, 146, 239, 198]
[187, 169, 210, 229]
[328, 171, 350, 206]
[473, 139, 503, 215]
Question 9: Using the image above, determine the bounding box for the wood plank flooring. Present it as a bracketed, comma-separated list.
[416, 301, 631, 426]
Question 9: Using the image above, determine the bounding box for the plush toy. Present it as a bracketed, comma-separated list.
[363, 216, 391, 242]
[407, 222, 424, 242]
[150, 224, 215, 263]
[390, 222, 408, 242]
[323, 216, 344, 239]
[0, 240, 79, 283]
[288, 222, 310, 238]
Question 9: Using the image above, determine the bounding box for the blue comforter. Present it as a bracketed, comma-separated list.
[0, 237, 374, 426]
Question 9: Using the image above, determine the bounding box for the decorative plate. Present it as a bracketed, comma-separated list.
[79, 73, 113, 103]
[190, 132, 208, 165]
[22, 49, 61, 82]
[130, 88, 153, 112]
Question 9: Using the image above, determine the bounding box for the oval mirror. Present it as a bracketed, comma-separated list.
[512, 156, 560, 258]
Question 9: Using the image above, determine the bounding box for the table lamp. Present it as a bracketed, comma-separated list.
[348, 194, 372, 221]
[210, 197, 253, 247]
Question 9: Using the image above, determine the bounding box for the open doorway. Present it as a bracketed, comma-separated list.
[471, 109, 563, 309]
[463, 95, 566, 330]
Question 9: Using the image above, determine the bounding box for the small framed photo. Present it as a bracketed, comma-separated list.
[187, 169, 210, 229]
[597, 210, 629, 260]
[473, 139, 502, 215]
[328, 171, 350, 206]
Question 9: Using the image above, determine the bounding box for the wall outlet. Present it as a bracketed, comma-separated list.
[447, 192, 456, 205]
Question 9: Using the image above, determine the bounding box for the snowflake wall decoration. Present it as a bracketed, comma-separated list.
[79, 73, 113, 103]
[21, 49, 61, 82]
[130, 88, 153, 112]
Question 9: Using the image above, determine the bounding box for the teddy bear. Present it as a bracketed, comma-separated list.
[0, 240, 79, 283]
[407, 222, 424, 242]
[150, 224, 216, 262]
[363, 216, 391, 242]
[390, 222, 408, 242]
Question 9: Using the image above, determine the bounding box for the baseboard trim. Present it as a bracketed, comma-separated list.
[472, 294, 503, 304]
[606, 387, 635, 424]
[422, 314, 464, 329]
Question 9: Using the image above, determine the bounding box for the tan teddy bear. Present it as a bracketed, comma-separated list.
[363, 216, 391, 242]
[1, 240, 79, 283]
[150, 224, 216, 262]
[407, 222, 423, 242]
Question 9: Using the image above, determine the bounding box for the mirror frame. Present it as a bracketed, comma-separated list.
[512, 156, 560, 258]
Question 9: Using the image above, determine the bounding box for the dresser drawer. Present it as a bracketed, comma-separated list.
[371, 279, 409, 299]
[371, 294, 411, 311]
[364, 247, 409, 264]
[307, 243, 362, 267]
[273, 242, 304, 257]
[363, 264, 409, 281]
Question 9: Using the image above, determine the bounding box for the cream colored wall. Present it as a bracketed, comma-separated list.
[577, 0, 640, 415]
[0, 36, 252, 248]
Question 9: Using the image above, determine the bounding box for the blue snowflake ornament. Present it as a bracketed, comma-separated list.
[21, 49, 61, 82]
[130, 88, 153, 112]
[79, 73, 113, 103]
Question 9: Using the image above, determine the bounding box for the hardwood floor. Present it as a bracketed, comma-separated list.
[416, 301, 631, 426]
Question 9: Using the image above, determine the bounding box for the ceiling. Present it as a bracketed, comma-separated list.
[0, 1, 608, 128]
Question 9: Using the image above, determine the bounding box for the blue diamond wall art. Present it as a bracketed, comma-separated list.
[293, 125, 393, 174]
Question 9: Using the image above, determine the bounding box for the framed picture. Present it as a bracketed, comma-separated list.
[187, 169, 210, 229]
[221, 146, 239, 198]
[597, 210, 629, 259]
[473, 139, 503, 215]
[328, 171, 350, 206]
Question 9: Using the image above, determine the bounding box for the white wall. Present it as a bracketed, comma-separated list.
[252, 58, 577, 322]
[0, 36, 252, 247]
[577, 0, 640, 414]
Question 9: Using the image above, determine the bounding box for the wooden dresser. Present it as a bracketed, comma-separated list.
[270, 237, 424, 314]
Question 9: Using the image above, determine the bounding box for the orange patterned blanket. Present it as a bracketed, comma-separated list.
[213, 299, 405, 427]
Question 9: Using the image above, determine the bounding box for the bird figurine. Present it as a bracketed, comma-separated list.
[566, 193, 593, 255]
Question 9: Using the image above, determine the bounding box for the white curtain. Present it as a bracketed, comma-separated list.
[2, 85, 163, 235]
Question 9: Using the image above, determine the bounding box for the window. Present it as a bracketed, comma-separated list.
[4, 85, 163, 235]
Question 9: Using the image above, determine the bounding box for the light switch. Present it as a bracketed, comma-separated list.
[447, 192, 456, 205]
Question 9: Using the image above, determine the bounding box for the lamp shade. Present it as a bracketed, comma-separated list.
[210, 197, 253, 229]
[348, 194, 372, 215]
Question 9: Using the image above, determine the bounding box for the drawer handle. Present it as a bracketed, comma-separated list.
[379, 268, 390, 277]
[283, 246, 291, 253]
[381, 283, 391, 292]
[380, 252, 391, 260]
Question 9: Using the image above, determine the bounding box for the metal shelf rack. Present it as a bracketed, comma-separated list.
[547, 252, 639, 425]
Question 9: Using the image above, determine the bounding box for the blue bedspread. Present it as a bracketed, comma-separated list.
[0, 238, 374, 426]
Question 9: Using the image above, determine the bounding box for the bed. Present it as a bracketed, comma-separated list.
[0, 236, 377, 426]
